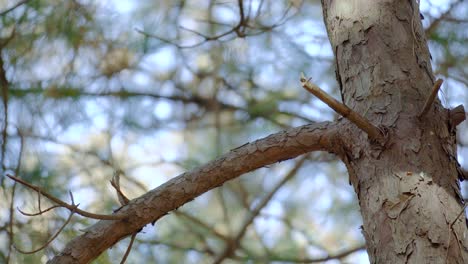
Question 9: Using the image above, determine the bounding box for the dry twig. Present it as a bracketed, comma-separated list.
[300, 74, 383, 141]
[419, 79, 443, 117]
[6, 174, 127, 220]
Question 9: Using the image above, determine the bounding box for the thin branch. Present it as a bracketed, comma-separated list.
[6, 174, 127, 220]
[213, 154, 309, 263]
[6, 128, 24, 264]
[238, 0, 245, 23]
[425, 0, 464, 36]
[17, 205, 61, 216]
[110, 170, 130, 206]
[300, 74, 384, 141]
[419, 79, 443, 117]
[14, 205, 76, 254]
[174, 211, 231, 242]
[137, 238, 217, 257]
[135, 0, 292, 49]
[0, 0, 29, 16]
[10, 87, 241, 112]
[173, 210, 257, 256]
[265, 244, 365, 263]
[47, 121, 344, 264]
[255, 0, 265, 19]
[120, 233, 137, 264]
[136, 27, 237, 49]
[0, 50, 10, 175]
[8, 87, 317, 124]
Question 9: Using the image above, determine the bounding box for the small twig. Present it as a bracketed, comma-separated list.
[213, 155, 309, 263]
[300, 74, 383, 141]
[269, 244, 365, 263]
[120, 233, 137, 264]
[1, 50, 10, 175]
[6, 174, 127, 220]
[135, 1, 291, 49]
[37, 189, 42, 211]
[18, 205, 61, 216]
[174, 211, 231, 242]
[425, 0, 464, 36]
[0, 0, 29, 17]
[111, 170, 130, 206]
[238, 0, 245, 22]
[419, 79, 443, 118]
[6, 127, 24, 264]
[14, 196, 77, 254]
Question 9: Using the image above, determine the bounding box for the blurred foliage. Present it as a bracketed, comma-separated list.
[0, 0, 466, 263]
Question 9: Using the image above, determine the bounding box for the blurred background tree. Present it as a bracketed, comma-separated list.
[0, 0, 466, 263]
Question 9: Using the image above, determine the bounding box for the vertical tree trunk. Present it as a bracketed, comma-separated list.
[321, 0, 467, 263]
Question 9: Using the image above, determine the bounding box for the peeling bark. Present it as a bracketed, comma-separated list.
[321, 0, 467, 263]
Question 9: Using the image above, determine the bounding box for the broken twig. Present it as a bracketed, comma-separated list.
[419, 79, 443, 117]
[300, 74, 383, 141]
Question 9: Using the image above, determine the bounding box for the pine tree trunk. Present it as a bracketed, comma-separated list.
[321, 0, 467, 263]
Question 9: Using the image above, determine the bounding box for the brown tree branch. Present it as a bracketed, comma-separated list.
[174, 211, 231, 242]
[300, 75, 384, 141]
[267, 244, 365, 263]
[6, 128, 24, 264]
[0, 50, 10, 174]
[120, 233, 137, 264]
[17, 205, 61, 216]
[213, 154, 309, 263]
[7, 87, 317, 124]
[419, 79, 443, 117]
[135, 0, 295, 48]
[0, 0, 30, 16]
[47, 121, 344, 264]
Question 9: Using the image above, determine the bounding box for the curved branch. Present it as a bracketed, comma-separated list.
[6, 175, 127, 220]
[213, 155, 309, 263]
[47, 121, 344, 264]
[0, 0, 29, 17]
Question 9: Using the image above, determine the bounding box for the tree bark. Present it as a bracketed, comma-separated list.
[47, 122, 344, 263]
[321, 0, 467, 263]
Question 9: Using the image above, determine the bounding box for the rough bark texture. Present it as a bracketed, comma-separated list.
[321, 0, 467, 263]
[48, 122, 343, 263]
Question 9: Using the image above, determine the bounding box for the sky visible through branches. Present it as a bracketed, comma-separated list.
[0, 0, 466, 263]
